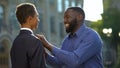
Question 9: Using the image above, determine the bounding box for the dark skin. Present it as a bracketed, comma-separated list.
[37, 9, 84, 52]
[64, 9, 83, 33]
[21, 11, 39, 30]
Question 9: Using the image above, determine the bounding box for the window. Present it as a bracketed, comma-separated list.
[77, 4, 82, 8]
[59, 22, 65, 37]
[65, 0, 69, 10]
[50, 16, 55, 33]
[0, 5, 4, 31]
[0, 43, 5, 53]
[10, 12, 19, 31]
[57, 0, 62, 12]
[0, 5, 4, 19]
[71, 1, 75, 7]
[38, 13, 43, 32]
[49, 0, 55, 5]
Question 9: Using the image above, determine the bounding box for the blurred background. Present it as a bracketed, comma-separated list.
[0, 0, 120, 68]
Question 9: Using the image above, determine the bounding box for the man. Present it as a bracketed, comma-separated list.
[10, 3, 46, 68]
[37, 7, 103, 68]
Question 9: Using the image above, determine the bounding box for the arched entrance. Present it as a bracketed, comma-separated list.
[0, 36, 11, 68]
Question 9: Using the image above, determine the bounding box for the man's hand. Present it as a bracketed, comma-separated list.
[36, 34, 48, 46]
[36, 34, 53, 51]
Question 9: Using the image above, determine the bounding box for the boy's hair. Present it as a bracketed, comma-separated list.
[16, 3, 36, 24]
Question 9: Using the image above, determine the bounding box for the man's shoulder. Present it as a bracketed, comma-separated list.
[85, 28, 102, 42]
[86, 27, 99, 35]
[14, 33, 39, 44]
[13, 34, 42, 49]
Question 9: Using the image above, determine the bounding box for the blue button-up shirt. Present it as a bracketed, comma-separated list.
[47, 24, 104, 68]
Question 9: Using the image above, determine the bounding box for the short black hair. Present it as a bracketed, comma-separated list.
[16, 3, 36, 25]
[68, 7, 85, 20]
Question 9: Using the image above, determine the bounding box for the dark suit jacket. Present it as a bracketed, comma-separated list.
[10, 30, 46, 68]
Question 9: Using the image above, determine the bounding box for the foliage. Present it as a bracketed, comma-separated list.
[102, 8, 120, 45]
[90, 20, 103, 34]
[90, 8, 120, 44]
[90, 7, 120, 68]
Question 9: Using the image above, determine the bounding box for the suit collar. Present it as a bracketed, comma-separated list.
[20, 28, 40, 39]
[20, 30, 33, 35]
[20, 28, 33, 34]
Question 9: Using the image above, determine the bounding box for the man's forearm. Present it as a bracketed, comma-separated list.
[45, 42, 53, 52]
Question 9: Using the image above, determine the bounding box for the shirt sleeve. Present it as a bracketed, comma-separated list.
[28, 39, 46, 68]
[52, 32, 102, 67]
[46, 53, 62, 68]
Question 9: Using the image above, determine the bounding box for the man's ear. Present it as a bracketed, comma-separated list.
[77, 14, 83, 21]
[26, 16, 32, 24]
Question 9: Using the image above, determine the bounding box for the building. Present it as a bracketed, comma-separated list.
[103, 0, 120, 11]
[0, 0, 83, 67]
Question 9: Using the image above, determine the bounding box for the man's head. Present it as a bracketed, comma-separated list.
[64, 7, 85, 33]
[16, 3, 39, 30]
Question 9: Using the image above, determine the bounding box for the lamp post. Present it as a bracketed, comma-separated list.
[102, 28, 113, 68]
[118, 32, 120, 37]
[102, 28, 112, 37]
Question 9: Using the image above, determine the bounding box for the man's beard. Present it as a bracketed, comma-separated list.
[65, 18, 77, 33]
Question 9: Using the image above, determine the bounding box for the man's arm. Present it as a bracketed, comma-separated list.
[52, 39, 101, 67]
[36, 35, 63, 67]
[53, 33, 102, 67]
[37, 34, 102, 67]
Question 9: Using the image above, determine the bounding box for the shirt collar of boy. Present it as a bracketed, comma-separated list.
[21, 28, 33, 34]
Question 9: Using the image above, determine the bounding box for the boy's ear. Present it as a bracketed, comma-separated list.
[28, 16, 32, 20]
[26, 16, 32, 24]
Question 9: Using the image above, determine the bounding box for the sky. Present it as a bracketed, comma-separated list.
[83, 0, 103, 21]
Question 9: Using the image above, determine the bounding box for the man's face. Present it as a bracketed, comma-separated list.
[64, 9, 78, 33]
[31, 9, 40, 30]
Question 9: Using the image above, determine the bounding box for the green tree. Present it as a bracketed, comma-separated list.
[89, 8, 120, 68]
[102, 8, 120, 50]
[102, 8, 120, 68]
[90, 20, 103, 35]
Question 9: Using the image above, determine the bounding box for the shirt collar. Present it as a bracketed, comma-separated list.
[20, 28, 33, 34]
[75, 23, 86, 37]
[68, 23, 86, 38]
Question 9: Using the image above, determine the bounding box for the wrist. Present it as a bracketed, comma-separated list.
[47, 43, 53, 51]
